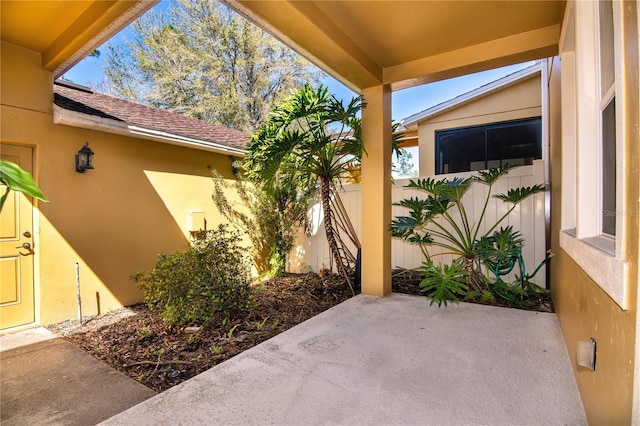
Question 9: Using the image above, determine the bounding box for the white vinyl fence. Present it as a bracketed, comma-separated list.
[289, 161, 547, 287]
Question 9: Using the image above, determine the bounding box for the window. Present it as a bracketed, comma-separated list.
[599, 0, 616, 236]
[435, 118, 542, 174]
[601, 97, 616, 235]
[558, 0, 628, 309]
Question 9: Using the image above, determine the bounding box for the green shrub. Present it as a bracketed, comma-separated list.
[211, 168, 310, 279]
[390, 164, 550, 306]
[132, 224, 253, 329]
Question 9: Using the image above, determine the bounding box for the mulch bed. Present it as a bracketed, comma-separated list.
[48, 270, 552, 393]
[48, 273, 352, 393]
[391, 267, 554, 312]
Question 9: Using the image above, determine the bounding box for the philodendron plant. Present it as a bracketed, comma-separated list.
[0, 159, 47, 212]
[390, 164, 551, 306]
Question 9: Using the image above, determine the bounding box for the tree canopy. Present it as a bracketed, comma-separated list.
[393, 149, 418, 178]
[103, 0, 321, 133]
[244, 84, 363, 193]
[245, 84, 364, 293]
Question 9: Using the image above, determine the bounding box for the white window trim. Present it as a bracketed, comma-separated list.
[559, 0, 629, 309]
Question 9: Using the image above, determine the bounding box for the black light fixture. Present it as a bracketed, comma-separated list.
[75, 142, 94, 173]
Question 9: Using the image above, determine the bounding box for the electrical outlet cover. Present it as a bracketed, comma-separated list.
[577, 338, 596, 370]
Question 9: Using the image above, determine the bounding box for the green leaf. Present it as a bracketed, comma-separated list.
[476, 227, 523, 260]
[439, 177, 473, 202]
[475, 226, 523, 278]
[419, 259, 468, 307]
[494, 184, 546, 204]
[0, 159, 47, 211]
[389, 216, 419, 238]
[473, 164, 516, 185]
[406, 232, 434, 245]
[406, 177, 440, 194]
[393, 196, 429, 212]
[393, 195, 452, 223]
[407, 177, 472, 200]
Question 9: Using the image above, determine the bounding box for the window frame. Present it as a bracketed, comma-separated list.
[434, 117, 542, 175]
[558, 0, 628, 309]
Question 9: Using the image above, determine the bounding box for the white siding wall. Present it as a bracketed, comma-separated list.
[289, 161, 547, 287]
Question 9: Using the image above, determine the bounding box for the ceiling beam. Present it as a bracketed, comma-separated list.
[223, 0, 383, 91]
[383, 24, 561, 91]
[43, 0, 157, 78]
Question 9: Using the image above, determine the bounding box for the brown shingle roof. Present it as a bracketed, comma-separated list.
[54, 81, 248, 151]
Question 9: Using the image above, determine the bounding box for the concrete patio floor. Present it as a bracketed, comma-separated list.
[103, 293, 586, 425]
[1, 328, 156, 425]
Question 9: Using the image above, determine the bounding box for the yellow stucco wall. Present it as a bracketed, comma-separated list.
[417, 75, 542, 176]
[1, 41, 240, 325]
[549, 3, 640, 420]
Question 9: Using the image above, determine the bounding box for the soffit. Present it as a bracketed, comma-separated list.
[223, 0, 566, 91]
[0, 0, 157, 78]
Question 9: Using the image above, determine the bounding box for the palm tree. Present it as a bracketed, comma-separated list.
[245, 84, 363, 293]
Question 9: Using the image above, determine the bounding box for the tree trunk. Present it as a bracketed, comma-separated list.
[320, 178, 354, 295]
[462, 256, 485, 293]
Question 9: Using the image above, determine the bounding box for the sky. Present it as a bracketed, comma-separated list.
[63, 0, 534, 123]
[65, 52, 532, 123]
[61, 0, 534, 175]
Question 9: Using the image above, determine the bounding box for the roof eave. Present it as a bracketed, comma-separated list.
[53, 105, 247, 157]
[401, 62, 543, 129]
[50, 1, 159, 79]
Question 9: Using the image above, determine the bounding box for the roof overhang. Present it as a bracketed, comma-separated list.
[53, 105, 247, 157]
[402, 62, 542, 129]
[2, 1, 565, 95]
[1, 0, 158, 79]
[222, 0, 565, 92]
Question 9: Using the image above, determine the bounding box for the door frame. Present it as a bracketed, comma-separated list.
[0, 142, 41, 332]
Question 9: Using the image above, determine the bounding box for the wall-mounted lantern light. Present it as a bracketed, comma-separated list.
[75, 142, 94, 173]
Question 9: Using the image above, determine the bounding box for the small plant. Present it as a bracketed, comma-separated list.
[390, 164, 549, 306]
[227, 324, 240, 339]
[271, 319, 280, 331]
[474, 226, 550, 302]
[137, 326, 151, 340]
[132, 224, 253, 329]
[419, 259, 468, 307]
[257, 317, 269, 331]
[186, 334, 200, 345]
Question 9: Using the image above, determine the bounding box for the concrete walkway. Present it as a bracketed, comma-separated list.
[1, 327, 156, 425]
[104, 294, 586, 425]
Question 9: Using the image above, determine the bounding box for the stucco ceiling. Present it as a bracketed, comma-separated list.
[223, 0, 566, 91]
[0, 0, 157, 78]
[1, 0, 566, 91]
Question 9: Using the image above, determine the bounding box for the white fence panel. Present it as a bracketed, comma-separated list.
[289, 161, 547, 287]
